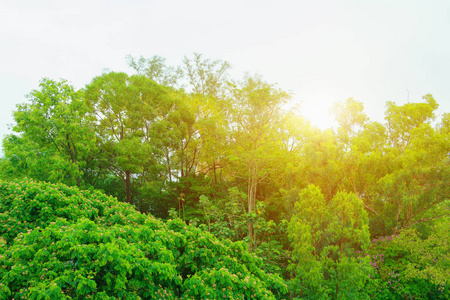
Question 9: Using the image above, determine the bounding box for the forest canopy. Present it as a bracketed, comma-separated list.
[0, 53, 449, 299]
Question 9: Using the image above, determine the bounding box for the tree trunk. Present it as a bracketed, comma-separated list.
[166, 152, 172, 182]
[213, 161, 217, 185]
[125, 170, 132, 204]
[247, 166, 257, 252]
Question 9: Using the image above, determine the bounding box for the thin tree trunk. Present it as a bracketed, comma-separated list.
[125, 170, 132, 204]
[213, 161, 217, 185]
[247, 165, 257, 252]
[166, 152, 172, 182]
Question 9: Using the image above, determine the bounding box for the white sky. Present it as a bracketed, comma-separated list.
[1, 0, 449, 153]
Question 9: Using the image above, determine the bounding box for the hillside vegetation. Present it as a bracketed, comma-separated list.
[0, 179, 286, 299]
[1, 54, 449, 299]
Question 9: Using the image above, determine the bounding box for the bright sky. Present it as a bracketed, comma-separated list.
[1, 0, 449, 154]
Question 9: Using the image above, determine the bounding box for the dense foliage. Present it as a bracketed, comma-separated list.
[1, 53, 449, 299]
[364, 219, 450, 299]
[287, 185, 371, 299]
[0, 179, 287, 299]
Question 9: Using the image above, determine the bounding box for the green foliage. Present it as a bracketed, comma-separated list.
[1, 54, 449, 299]
[196, 188, 290, 276]
[168, 173, 219, 221]
[126, 54, 183, 87]
[287, 185, 372, 299]
[0, 179, 287, 299]
[332, 97, 369, 145]
[375, 96, 450, 234]
[365, 217, 450, 299]
[127, 52, 231, 98]
[198, 187, 248, 241]
[182, 52, 231, 98]
[385, 94, 438, 152]
[1, 78, 96, 187]
[85, 72, 195, 206]
[226, 75, 292, 247]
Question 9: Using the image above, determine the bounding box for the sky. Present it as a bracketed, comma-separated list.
[1, 0, 449, 154]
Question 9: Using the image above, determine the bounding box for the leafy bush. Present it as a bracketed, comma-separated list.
[0, 179, 287, 299]
[364, 220, 450, 300]
[287, 185, 372, 299]
[196, 188, 290, 276]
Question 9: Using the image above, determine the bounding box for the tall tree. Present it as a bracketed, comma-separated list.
[126, 54, 182, 87]
[127, 53, 230, 180]
[335, 95, 449, 235]
[379, 103, 449, 233]
[178, 93, 228, 181]
[127, 53, 231, 98]
[182, 53, 231, 98]
[85, 72, 190, 205]
[227, 75, 291, 250]
[331, 99, 393, 225]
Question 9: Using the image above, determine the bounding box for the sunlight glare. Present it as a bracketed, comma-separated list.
[301, 100, 337, 130]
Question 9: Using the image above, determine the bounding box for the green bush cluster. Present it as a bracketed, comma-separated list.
[364, 225, 450, 300]
[0, 179, 287, 299]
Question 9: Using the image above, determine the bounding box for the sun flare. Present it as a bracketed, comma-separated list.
[301, 101, 336, 130]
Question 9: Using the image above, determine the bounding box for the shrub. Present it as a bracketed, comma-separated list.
[0, 179, 287, 299]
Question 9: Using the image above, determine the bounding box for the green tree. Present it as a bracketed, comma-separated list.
[1, 78, 96, 187]
[127, 53, 231, 98]
[375, 95, 449, 234]
[127, 53, 230, 183]
[332, 98, 368, 146]
[181, 92, 228, 182]
[182, 52, 231, 98]
[321, 96, 449, 237]
[85, 72, 191, 206]
[126, 54, 182, 88]
[226, 75, 291, 250]
[328, 99, 393, 234]
[287, 185, 371, 299]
